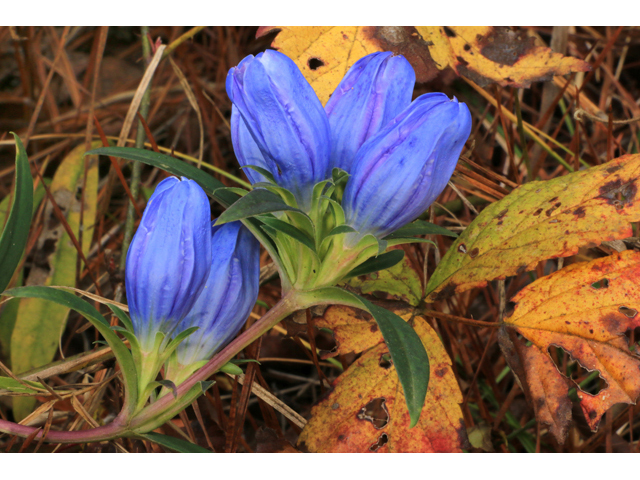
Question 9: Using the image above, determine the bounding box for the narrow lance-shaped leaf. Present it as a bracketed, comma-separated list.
[300, 308, 465, 452]
[0, 134, 33, 293]
[139, 432, 210, 453]
[297, 286, 429, 427]
[2, 286, 138, 415]
[215, 188, 309, 226]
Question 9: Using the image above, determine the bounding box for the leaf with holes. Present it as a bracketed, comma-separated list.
[426, 154, 640, 301]
[417, 27, 590, 88]
[257, 26, 441, 105]
[257, 27, 590, 104]
[299, 314, 466, 452]
[346, 247, 423, 307]
[499, 250, 640, 444]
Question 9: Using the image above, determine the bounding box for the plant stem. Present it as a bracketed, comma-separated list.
[128, 290, 303, 431]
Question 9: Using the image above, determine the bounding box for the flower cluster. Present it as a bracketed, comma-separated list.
[225, 50, 471, 287]
[125, 177, 259, 399]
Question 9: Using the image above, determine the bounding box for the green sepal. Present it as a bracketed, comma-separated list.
[327, 224, 356, 237]
[331, 167, 350, 184]
[258, 215, 316, 253]
[199, 380, 215, 393]
[343, 249, 405, 279]
[156, 379, 178, 399]
[164, 326, 200, 353]
[219, 362, 244, 376]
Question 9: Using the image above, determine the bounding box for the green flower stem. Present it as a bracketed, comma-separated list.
[0, 416, 129, 444]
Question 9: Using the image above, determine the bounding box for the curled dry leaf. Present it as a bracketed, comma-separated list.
[499, 251, 640, 443]
[426, 154, 640, 301]
[301, 307, 466, 452]
[416, 27, 590, 88]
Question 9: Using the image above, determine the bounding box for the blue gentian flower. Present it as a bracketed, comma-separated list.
[226, 50, 331, 210]
[342, 93, 472, 241]
[325, 52, 415, 173]
[227, 51, 471, 243]
[175, 221, 260, 367]
[125, 176, 212, 351]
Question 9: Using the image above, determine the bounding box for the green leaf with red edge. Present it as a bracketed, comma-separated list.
[499, 250, 640, 444]
[426, 154, 640, 302]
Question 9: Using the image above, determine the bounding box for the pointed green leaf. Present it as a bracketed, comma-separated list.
[87, 146, 237, 207]
[0, 134, 33, 293]
[344, 249, 405, 279]
[2, 286, 138, 414]
[384, 220, 457, 240]
[140, 432, 210, 453]
[326, 224, 356, 237]
[215, 188, 307, 226]
[241, 165, 277, 184]
[297, 286, 429, 427]
[0, 377, 40, 394]
[386, 237, 437, 247]
[108, 304, 134, 332]
[213, 187, 250, 197]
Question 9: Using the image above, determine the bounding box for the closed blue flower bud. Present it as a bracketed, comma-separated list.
[226, 50, 331, 210]
[343, 93, 472, 240]
[125, 177, 212, 351]
[325, 52, 415, 173]
[175, 221, 260, 367]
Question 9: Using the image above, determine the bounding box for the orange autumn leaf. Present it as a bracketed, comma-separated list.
[499, 250, 640, 443]
[417, 27, 590, 88]
[301, 309, 466, 452]
[426, 154, 640, 301]
[257, 26, 590, 105]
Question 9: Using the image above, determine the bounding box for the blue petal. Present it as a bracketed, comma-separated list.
[230, 107, 271, 184]
[325, 52, 415, 173]
[343, 93, 472, 240]
[125, 177, 212, 350]
[227, 50, 331, 209]
[176, 221, 260, 366]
